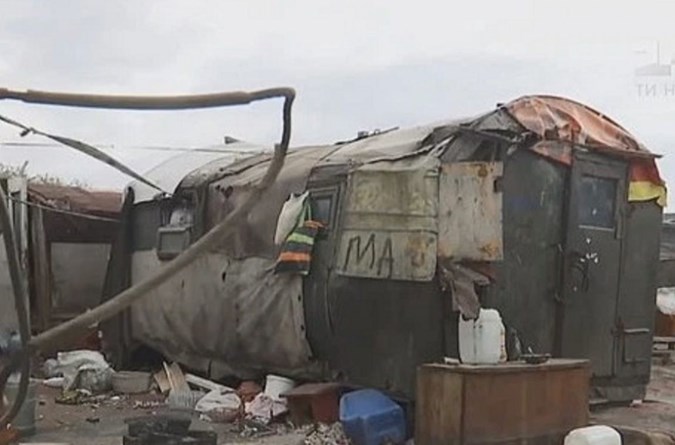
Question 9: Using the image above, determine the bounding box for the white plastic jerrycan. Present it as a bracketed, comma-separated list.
[564, 426, 622, 445]
[459, 308, 506, 365]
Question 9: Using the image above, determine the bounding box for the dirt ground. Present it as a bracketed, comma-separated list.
[21, 387, 304, 445]
[14, 364, 675, 444]
[591, 365, 675, 438]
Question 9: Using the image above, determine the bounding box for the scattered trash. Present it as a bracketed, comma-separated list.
[630, 399, 644, 408]
[237, 381, 262, 404]
[185, 373, 230, 393]
[112, 371, 152, 394]
[42, 358, 60, 378]
[125, 414, 192, 436]
[52, 350, 113, 393]
[132, 400, 163, 410]
[163, 362, 190, 394]
[264, 374, 296, 401]
[42, 377, 65, 388]
[340, 389, 406, 445]
[123, 414, 216, 445]
[195, 388, 242, 424]
[154, 369, 171, 395]
[245, 393, 289, 424]
[167, 389, 204, 410]
[55, 390, 86, 405]
[303, 423, 350, 445]
[238, 418, 279, 439]
[282, 383, 340, 426]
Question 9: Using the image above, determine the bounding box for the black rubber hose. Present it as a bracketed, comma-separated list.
[0, 87, 295, 430]
[0, 184, 32, 430]
[29, 88, 294, 352]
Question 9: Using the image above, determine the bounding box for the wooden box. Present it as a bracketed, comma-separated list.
[415, 359, 590, 445]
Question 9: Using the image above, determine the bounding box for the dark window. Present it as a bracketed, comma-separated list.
[309, 195, 333, 227]
[578, 175, 617, 229]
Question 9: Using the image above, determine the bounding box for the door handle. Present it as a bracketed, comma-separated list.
[568, 251, 590, 292]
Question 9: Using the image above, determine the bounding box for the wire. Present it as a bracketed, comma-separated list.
[0, 141, 269, 155]
[6, 195, 119, 223]
[0, 114, 165, 193]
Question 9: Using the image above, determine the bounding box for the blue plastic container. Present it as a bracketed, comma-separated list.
[339, 389, 406, 445]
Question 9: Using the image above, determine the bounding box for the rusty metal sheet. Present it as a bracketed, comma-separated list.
[336, 158, 438, 281]
[438, 162, 503, 261]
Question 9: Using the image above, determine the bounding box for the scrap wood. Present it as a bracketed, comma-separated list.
[185, 373, 230, 393]
[163, 362, 190, 394]
[153, 370, 171, 395]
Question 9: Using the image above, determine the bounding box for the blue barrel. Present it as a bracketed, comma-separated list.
[339, 389, 406, 445]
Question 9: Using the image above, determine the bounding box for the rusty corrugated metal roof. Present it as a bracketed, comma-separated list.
[27, 183, 122, 217]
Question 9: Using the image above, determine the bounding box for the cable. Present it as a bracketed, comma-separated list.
[0, 114, 165, 193]
[1, 141, 268, 155]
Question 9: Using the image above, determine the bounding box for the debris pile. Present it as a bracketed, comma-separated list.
[302, 423, 350, 445]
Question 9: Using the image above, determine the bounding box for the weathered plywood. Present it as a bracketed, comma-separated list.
[438, 162, 503, 261]
[50, 243, 111, 312]
[336, 161, 439, 281]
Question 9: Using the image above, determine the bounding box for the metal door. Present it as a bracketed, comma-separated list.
[303, 184, 341, 362]
[560, 152, 627, 377]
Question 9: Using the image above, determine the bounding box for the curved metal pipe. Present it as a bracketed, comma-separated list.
[0, 86, 296, 430]
[0, 87, 295, 110]
[0, 185, 32, 431]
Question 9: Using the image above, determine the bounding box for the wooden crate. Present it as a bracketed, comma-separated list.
[415, 359, 590, 445]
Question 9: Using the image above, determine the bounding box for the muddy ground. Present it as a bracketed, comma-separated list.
[15, 365, 675, 444]
[21, 386, 304, 445]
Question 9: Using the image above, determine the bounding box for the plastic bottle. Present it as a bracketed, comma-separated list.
[459, 308, 506, 365]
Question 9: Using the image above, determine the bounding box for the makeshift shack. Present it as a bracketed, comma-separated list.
[102, 95, 666, 403]
[0, 179, 121, 339]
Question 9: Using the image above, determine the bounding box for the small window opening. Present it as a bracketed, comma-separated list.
[578, 175, 617, 229]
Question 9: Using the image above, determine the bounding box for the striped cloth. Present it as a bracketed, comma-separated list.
[275, 220, 324, 275]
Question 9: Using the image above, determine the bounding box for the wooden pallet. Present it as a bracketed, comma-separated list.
[654, 336, 675, 350]
[653, 337, 675, 364]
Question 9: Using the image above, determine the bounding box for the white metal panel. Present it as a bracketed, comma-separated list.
[438, 162, 503, 261]
[336, 157, 439, 281]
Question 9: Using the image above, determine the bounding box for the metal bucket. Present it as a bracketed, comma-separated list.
[4, 374, 38, 437]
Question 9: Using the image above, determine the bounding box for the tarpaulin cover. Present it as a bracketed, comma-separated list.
[129, 252, 314, 379]
[507, 95, 667, 206]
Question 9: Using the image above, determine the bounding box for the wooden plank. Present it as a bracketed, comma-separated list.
[29, 208, 51, 331]
[153, 369, 171, 394]
[415, 365, 463, 445]
[185, 373, 230, 393]
[653, 336, 675, 343]
[163, 362, 190, 393]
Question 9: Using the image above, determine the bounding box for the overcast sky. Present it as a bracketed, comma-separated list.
[2, 1, 675, 204]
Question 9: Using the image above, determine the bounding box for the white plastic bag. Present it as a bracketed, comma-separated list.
[195, 388, 242, 423]
[54, 350, 113, 392]
[274, 192, 309, 245]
